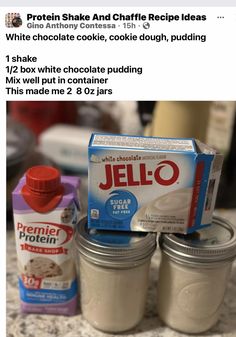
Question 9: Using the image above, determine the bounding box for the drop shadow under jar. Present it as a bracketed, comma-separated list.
[157, 216, 236, 334]
[75, 217, 157, 333]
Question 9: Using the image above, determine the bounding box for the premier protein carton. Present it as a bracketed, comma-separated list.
[12, 166, 80, 315]
[88, 134, 223, 233]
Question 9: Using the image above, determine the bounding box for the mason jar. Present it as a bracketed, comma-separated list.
[157, 216, 236, 333]
[75, 217, 156, 333]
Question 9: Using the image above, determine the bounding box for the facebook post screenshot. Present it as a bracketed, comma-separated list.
[1, 1, 236, 336]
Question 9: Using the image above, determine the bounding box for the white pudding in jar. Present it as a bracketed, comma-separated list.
[75, 217, 156, 333]
[157, 215, 236, 333]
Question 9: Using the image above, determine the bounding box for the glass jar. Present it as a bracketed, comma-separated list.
[157, 216, 236, 333]
[75, 217, 156, 333]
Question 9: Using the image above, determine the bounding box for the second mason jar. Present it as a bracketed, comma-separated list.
[157, 216, 236, 334]
[75, 217, 156, 333]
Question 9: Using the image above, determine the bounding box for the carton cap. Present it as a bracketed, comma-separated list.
[22, 166, 64, 213]
[26, 166, 61, 193]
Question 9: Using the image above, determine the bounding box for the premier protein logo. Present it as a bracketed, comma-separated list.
[99, 160, 180, 190]
[16, 222, 73, 245]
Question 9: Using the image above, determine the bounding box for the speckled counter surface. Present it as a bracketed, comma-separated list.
[7, 210, 236, 337]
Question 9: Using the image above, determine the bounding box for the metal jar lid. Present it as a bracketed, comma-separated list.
[159, 216, 236, 265]
[75, 217, 157, 268]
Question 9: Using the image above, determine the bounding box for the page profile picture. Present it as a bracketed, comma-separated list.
[5, 13, 22, 28]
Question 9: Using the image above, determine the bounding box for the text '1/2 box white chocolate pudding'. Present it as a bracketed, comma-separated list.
[88, 134, 223, 233]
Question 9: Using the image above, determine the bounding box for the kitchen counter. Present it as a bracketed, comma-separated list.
[7, 210, 236, 337]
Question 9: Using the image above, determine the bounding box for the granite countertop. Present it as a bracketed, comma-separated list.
[7, 210, 236, 337]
